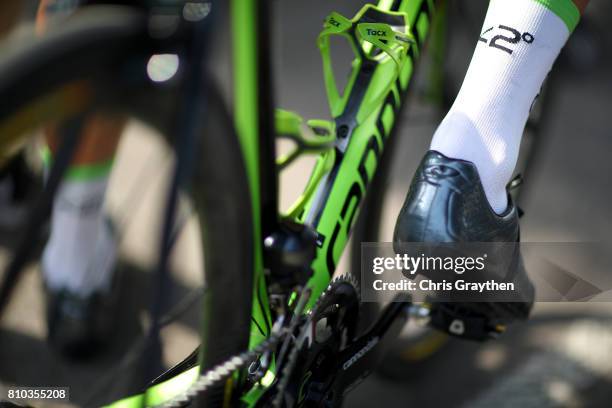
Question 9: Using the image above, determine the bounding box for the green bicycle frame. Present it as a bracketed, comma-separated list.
[105, 0, 442, 406]
[245, 0, 441, 404]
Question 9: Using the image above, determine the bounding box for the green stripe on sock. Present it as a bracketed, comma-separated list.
[532, 0, 580, 32]
[65, 160, 114, 180]
[40, 145, 114, 181]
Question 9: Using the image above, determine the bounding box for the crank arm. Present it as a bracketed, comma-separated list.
[333, 293, 412, 395]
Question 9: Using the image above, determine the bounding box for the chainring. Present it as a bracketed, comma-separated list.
[290, 275, 360, 407]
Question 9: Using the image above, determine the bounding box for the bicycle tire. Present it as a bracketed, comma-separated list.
[0, 6, 254, 406]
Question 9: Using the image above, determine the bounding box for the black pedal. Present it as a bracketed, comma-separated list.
[428, 302, 506, 341]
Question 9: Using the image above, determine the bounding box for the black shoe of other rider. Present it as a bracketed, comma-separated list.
[45, 283, 117, 359]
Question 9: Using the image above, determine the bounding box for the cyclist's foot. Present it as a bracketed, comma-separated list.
[393, 150, 534, 339]
[45, 281, 118, 359]
[43, 217, 119, 358]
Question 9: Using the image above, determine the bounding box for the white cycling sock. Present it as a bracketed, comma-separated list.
[430, 0, 579, 214]
[43, 176, 117, 296]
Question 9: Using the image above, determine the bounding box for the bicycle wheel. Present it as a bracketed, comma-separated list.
[0, 5, 254, 406]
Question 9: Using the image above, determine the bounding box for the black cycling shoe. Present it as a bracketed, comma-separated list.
[393, 150, 534, 340]
[44, 218, 119, 358]
[45, 283, 118, 359]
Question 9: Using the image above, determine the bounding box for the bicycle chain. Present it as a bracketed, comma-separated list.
[158, 276, 357, 408]
[270, 311, 310, 408]
[159, 330, 287, 408]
